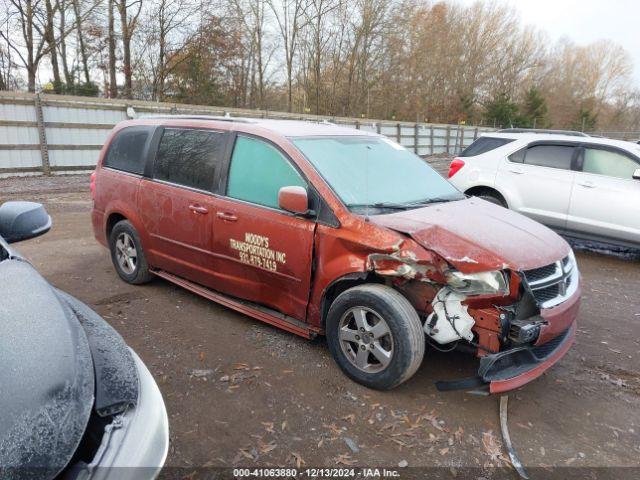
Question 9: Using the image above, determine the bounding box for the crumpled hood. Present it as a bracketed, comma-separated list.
[0, 259, 94, 479]
[370, 198, 569, 272]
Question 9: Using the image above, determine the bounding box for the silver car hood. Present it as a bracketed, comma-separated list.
[0, 258, 95, 478]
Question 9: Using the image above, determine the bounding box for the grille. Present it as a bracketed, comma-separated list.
[532, 284, 560, 302]
[521, 254, 577, 308]
[523, 263, 558, 283]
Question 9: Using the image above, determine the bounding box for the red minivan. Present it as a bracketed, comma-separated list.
[92, 116, 581, 393]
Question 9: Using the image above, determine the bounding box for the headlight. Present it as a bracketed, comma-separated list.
[445, 269, 509, 296]
[564, 249, 577, 273]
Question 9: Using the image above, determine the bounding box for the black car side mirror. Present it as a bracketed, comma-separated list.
[633, 168, 640, 180]
[0, 201, 52, 243]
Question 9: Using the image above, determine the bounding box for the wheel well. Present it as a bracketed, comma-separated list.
[464, 186, 507, 206]
[320, 273, 382, 329]
[106, 213, 126, 240]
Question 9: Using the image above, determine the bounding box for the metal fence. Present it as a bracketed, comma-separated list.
[0, 91, 496, 177]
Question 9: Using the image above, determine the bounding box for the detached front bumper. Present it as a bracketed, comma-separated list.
[480, 280, 581, 394]
[481, 321, 576, 393]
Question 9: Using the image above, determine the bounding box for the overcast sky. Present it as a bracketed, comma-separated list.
[456, 0, 640, 87]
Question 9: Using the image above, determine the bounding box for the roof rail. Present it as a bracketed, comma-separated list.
[140, 114, 257, 123]
[497, 128, 590, 138]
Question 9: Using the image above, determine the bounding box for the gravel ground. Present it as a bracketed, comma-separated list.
[3, 172, 640, 479]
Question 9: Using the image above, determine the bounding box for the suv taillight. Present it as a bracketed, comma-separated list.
[448, 158, 465, 178]
[90, 171, 96, 200]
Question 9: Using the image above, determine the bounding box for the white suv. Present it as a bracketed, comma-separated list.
[448, 129, 640, 250]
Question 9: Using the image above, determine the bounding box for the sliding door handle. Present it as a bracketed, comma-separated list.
[188, 204, 209, 214]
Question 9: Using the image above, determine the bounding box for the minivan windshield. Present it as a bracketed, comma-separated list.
[292, 136, 464, 213]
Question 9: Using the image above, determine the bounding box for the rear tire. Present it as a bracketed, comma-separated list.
[478, 191, 506, 207]
[326, 284, 425, 390]
[109, 220, 154, 285]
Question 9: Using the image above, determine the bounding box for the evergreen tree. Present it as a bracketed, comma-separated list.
[485, 93, 520, 128]
[520, 87, 548, 128]
[572, 106, 597, 132]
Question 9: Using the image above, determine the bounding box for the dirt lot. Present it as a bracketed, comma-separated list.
[3, 174, 640, 478]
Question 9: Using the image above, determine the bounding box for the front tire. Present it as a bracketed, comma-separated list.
[109, 220, 153, 284]
[326, 284, 425, 390]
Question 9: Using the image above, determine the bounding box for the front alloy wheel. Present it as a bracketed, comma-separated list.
[339, 306, 394, 373]
[326, 284, 425, 390]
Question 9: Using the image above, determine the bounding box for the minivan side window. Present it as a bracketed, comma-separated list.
[154, 128, 226, 191]
[523, 145, 574, 170]
[460, 137, 515, 157]
[582, 148, 639, 180]
[227, 136, 307, 209]
[103, 127, 151, 174]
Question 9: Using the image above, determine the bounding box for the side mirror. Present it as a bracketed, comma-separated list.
[633, 168, 640, 180]
[0, 201, 52, 243]
[278, 186, 311, 215]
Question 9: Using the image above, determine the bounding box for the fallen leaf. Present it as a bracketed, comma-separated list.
[239, 448, 254, 460]
[334, 453, 357, 466]
[342, 414, 356, 424]
[259, 441, 277, 454]
[481, 430, 510, 466]
[323, 423, 343, 435]
[261, 422, 275, 434]
[290, 452, 305, 468]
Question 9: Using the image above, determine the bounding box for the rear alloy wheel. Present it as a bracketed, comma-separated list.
[115, 232, 137, 275]
[326, 284, 425, 390]
[109, 220, 153, 284]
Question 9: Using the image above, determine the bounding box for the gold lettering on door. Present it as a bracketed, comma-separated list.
[229, 232, 287, 272]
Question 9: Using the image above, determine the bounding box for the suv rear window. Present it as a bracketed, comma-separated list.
[103, 127, 152, 174]
[154, 128, 226, 191]
[523, 145, 574, 170]
[460, 137, 515, 157]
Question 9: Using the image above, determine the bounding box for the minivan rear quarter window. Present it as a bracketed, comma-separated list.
[103, 127, 152, 174]
[154, 128, 226, 191]
[460, 137, 515, 157]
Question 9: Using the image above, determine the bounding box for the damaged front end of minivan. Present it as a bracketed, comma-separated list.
[362, 228, 580, 394]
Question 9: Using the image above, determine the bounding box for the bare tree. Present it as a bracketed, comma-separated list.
[116, 0, 142, 98]
[107, 0, 117, 96]
[1, 0, 48, 92]
[267, 0, 310, 112]
[72, 0, 92, 84]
